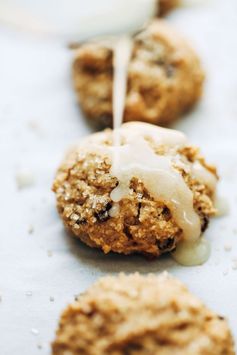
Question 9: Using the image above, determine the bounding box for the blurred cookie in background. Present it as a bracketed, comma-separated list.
[72, 20, 204, 128]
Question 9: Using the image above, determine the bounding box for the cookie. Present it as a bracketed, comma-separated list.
[72, 20, 204, 128]
[52, 273, 234, 355]
[52, 122, 217, 258]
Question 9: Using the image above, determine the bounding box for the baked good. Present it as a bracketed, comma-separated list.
[72, 20, 204, 128]
[52, 122, 217, 258]
[52, 273, 234, 355]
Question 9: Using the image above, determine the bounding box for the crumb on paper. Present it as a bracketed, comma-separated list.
[15, 170, 35, 190]
[47, 250, 53, 257]
[31, 328, 39, 336]
[214, 259, 220, 266]
[28, 225, 34, 234]
[67, 41, 80, 50]
[224, 244, 232, 252]
[28, 120, 40, 130]
[50, 296, 54, 302]
[26, 291, 32, 296]
[231, 261, 237, 270]
[28, 120, 43, 137]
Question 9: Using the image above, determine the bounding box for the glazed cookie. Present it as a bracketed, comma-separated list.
[72, 20, 204, 127]
[52, 273, 234, 355]
[52, 122, 217, 258]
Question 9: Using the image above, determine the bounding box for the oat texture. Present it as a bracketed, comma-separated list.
[72, 20, 204, 128]
[52, 122, 217, 258]
[52, 273, 235, 355]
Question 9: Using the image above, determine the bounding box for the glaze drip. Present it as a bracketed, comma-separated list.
[110, 130, 201, 242]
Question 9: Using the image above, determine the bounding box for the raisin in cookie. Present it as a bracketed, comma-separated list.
[52, 273, 234, 355]
[72, 20, 204, 128]
[52, 122, 217, 258]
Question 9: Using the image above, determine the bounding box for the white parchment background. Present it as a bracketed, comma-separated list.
[0, 0, 237, 353]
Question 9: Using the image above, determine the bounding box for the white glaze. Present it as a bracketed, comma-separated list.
[120, 122, 188, 148]
[110, 131, 201, 241]
[214, 195, 229, 217]
[109, 203, 120, 218]
[112, 36, 133, 147]
[172, 238, 211, 266]
[191, 161, 217, 192]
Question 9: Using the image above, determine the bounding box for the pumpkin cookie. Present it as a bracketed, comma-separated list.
[52, 122, 217, 258]
[72, 20, 204, 127]
[52, 273, 234, 355]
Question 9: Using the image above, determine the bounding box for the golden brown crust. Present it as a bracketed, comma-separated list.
[52, 123, 217, 258]
[72, 20, 204, 128]
[52, 273, 235, 355]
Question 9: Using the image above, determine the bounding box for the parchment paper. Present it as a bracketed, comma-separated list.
[0, 0, 237, 353]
